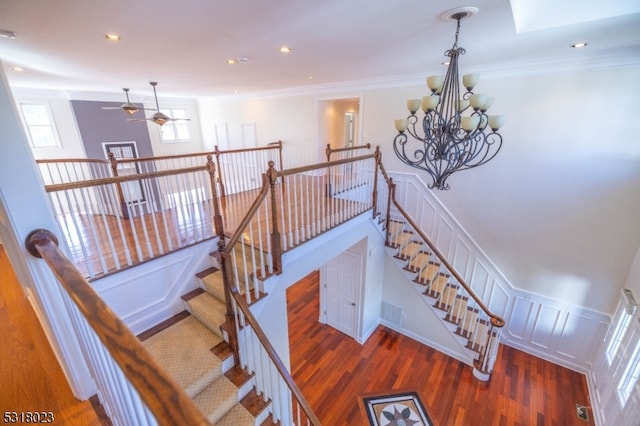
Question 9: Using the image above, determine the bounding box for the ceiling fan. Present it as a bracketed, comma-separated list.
[101, 88, 149, 115]
[128, 81, 191, 126]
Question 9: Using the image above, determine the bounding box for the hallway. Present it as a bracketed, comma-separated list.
[0, 244, 105, 424]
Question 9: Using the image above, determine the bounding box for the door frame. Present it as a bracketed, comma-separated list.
[318, 240, 366, 340]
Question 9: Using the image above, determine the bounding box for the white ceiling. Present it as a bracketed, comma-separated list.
[0, 0, 639, 100]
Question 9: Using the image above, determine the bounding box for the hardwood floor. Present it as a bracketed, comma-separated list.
[0, 244, 107, 425]
[287, 270, 594, 426]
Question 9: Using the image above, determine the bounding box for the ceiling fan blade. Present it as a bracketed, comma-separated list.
[121, 83, 192, 126]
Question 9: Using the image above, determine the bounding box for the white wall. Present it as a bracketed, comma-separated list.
[12, 88, 86, 160]
[198, 65, 640, 317]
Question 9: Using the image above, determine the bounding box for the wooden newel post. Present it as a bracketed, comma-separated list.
[267, 161, 282, 275]
[385, 178, 395, 247]
[109, 152, 129, 219]
[206, 155, 225, 240]
[216, 238, 240, 366]
[372, 146, 381, 219]
[25, 228, 58, 258]
[325, 143, 332, 162]
[213, 145, 226, 197]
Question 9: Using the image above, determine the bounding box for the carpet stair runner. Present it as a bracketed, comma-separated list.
[384, 218, 497, 365]
[138, 243, 275, 425]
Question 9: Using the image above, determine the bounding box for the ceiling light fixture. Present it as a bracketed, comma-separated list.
[104, 33, 121, 41]
[393, 7, 505, 190]
[101, 88, 150, 115]
[571, 42, 588, 48]
[11, 66, 24, 72]
[0, 29, 17, 39]
[127, 82, 191, 126]
[279, 46, 292, 53]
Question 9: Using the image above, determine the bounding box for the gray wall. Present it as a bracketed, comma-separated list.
[71, 100, 153, 159]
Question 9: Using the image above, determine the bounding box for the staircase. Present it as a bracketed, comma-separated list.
[382, 217, 501, 378]
[138, 243, 274, 425]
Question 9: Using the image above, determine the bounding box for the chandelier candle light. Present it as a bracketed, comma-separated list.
[393, 7, 505, 190]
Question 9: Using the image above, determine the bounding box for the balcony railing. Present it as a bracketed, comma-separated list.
[30, 143, 505, 424]
[25, 229, 209, 426]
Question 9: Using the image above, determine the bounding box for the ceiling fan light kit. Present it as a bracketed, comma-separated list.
[393, 6, 505, 190]
[101, 88, 146, 115]
[113, 81, 191, 126]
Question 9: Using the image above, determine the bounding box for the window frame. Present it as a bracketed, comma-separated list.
[158, 107, 191, 143]
[19, 102, 62, 149]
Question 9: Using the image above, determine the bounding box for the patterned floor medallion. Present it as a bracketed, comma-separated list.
[362, 391, 432, 426]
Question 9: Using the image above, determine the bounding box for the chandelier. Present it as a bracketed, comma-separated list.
[393, 7, 505, 190]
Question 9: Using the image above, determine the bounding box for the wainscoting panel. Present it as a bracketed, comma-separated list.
[419, 194, 436, 237]
[469, 259, 490, 301]
[436, 216, 454, 259]
[452, 237, 471, 278]
[387, 171, 610, 373]
[530, 304, 562, 351]
[487, 277, 510, 318]
[507, 297, 535, 340]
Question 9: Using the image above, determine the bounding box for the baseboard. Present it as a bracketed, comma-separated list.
[379, 319, 472, 366]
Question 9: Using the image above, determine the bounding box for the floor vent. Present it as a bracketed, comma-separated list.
[381, 301, 404, 328]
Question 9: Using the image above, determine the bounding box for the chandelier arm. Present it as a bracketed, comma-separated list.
[393, 133, 441, 185]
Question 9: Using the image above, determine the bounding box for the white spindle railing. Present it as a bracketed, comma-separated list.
[230, 289, 320, 426]
[377, 170, 505, 379]
[277, 155, 375, 252]
[26, 229, 208, 426]
[43, 160, 218, 279]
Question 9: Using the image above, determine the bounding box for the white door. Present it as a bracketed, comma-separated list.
[324, 251, 361, 338]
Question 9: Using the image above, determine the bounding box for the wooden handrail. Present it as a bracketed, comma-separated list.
[326, 143, 371, 162]
[25, 229, 209, 425]
[229, 287, 321, 426]
[388, 186, 505, 328]
[42, 164, 209, 193]
[214, 140, 282, 157]
[224, 175, 272, 252]
[36, 158, 110, 164]
[276, 153, 376, 178]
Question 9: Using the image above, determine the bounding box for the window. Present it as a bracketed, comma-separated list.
[607, 309, 634, 365]
[159, 108, 190, 142]
[607, 289, 637, 366]
[617, 330, 640, 407]
[20, 103, 61, 148]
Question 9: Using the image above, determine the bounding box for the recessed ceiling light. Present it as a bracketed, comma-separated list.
[306, 76, 314, 80]
[279, 46, 292, 53]
[0, 29, 17, 39]
[105, 33, 121, 41]
[11, 66, 23, 72]
[571, 42, 588, 48]
[226, 59, 237, 64]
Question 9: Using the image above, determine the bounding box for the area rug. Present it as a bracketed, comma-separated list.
[362, 391, 432, 425]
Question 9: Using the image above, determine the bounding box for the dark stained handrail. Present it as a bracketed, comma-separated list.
[326, 143, 371, 161]
[25, 229, 209, 425]
[41, 164, 209, 193]
[276, 152, 375, 178]
[379, 165, 505, 328]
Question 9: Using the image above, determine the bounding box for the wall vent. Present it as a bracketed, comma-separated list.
[381, 301, 404, 328]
